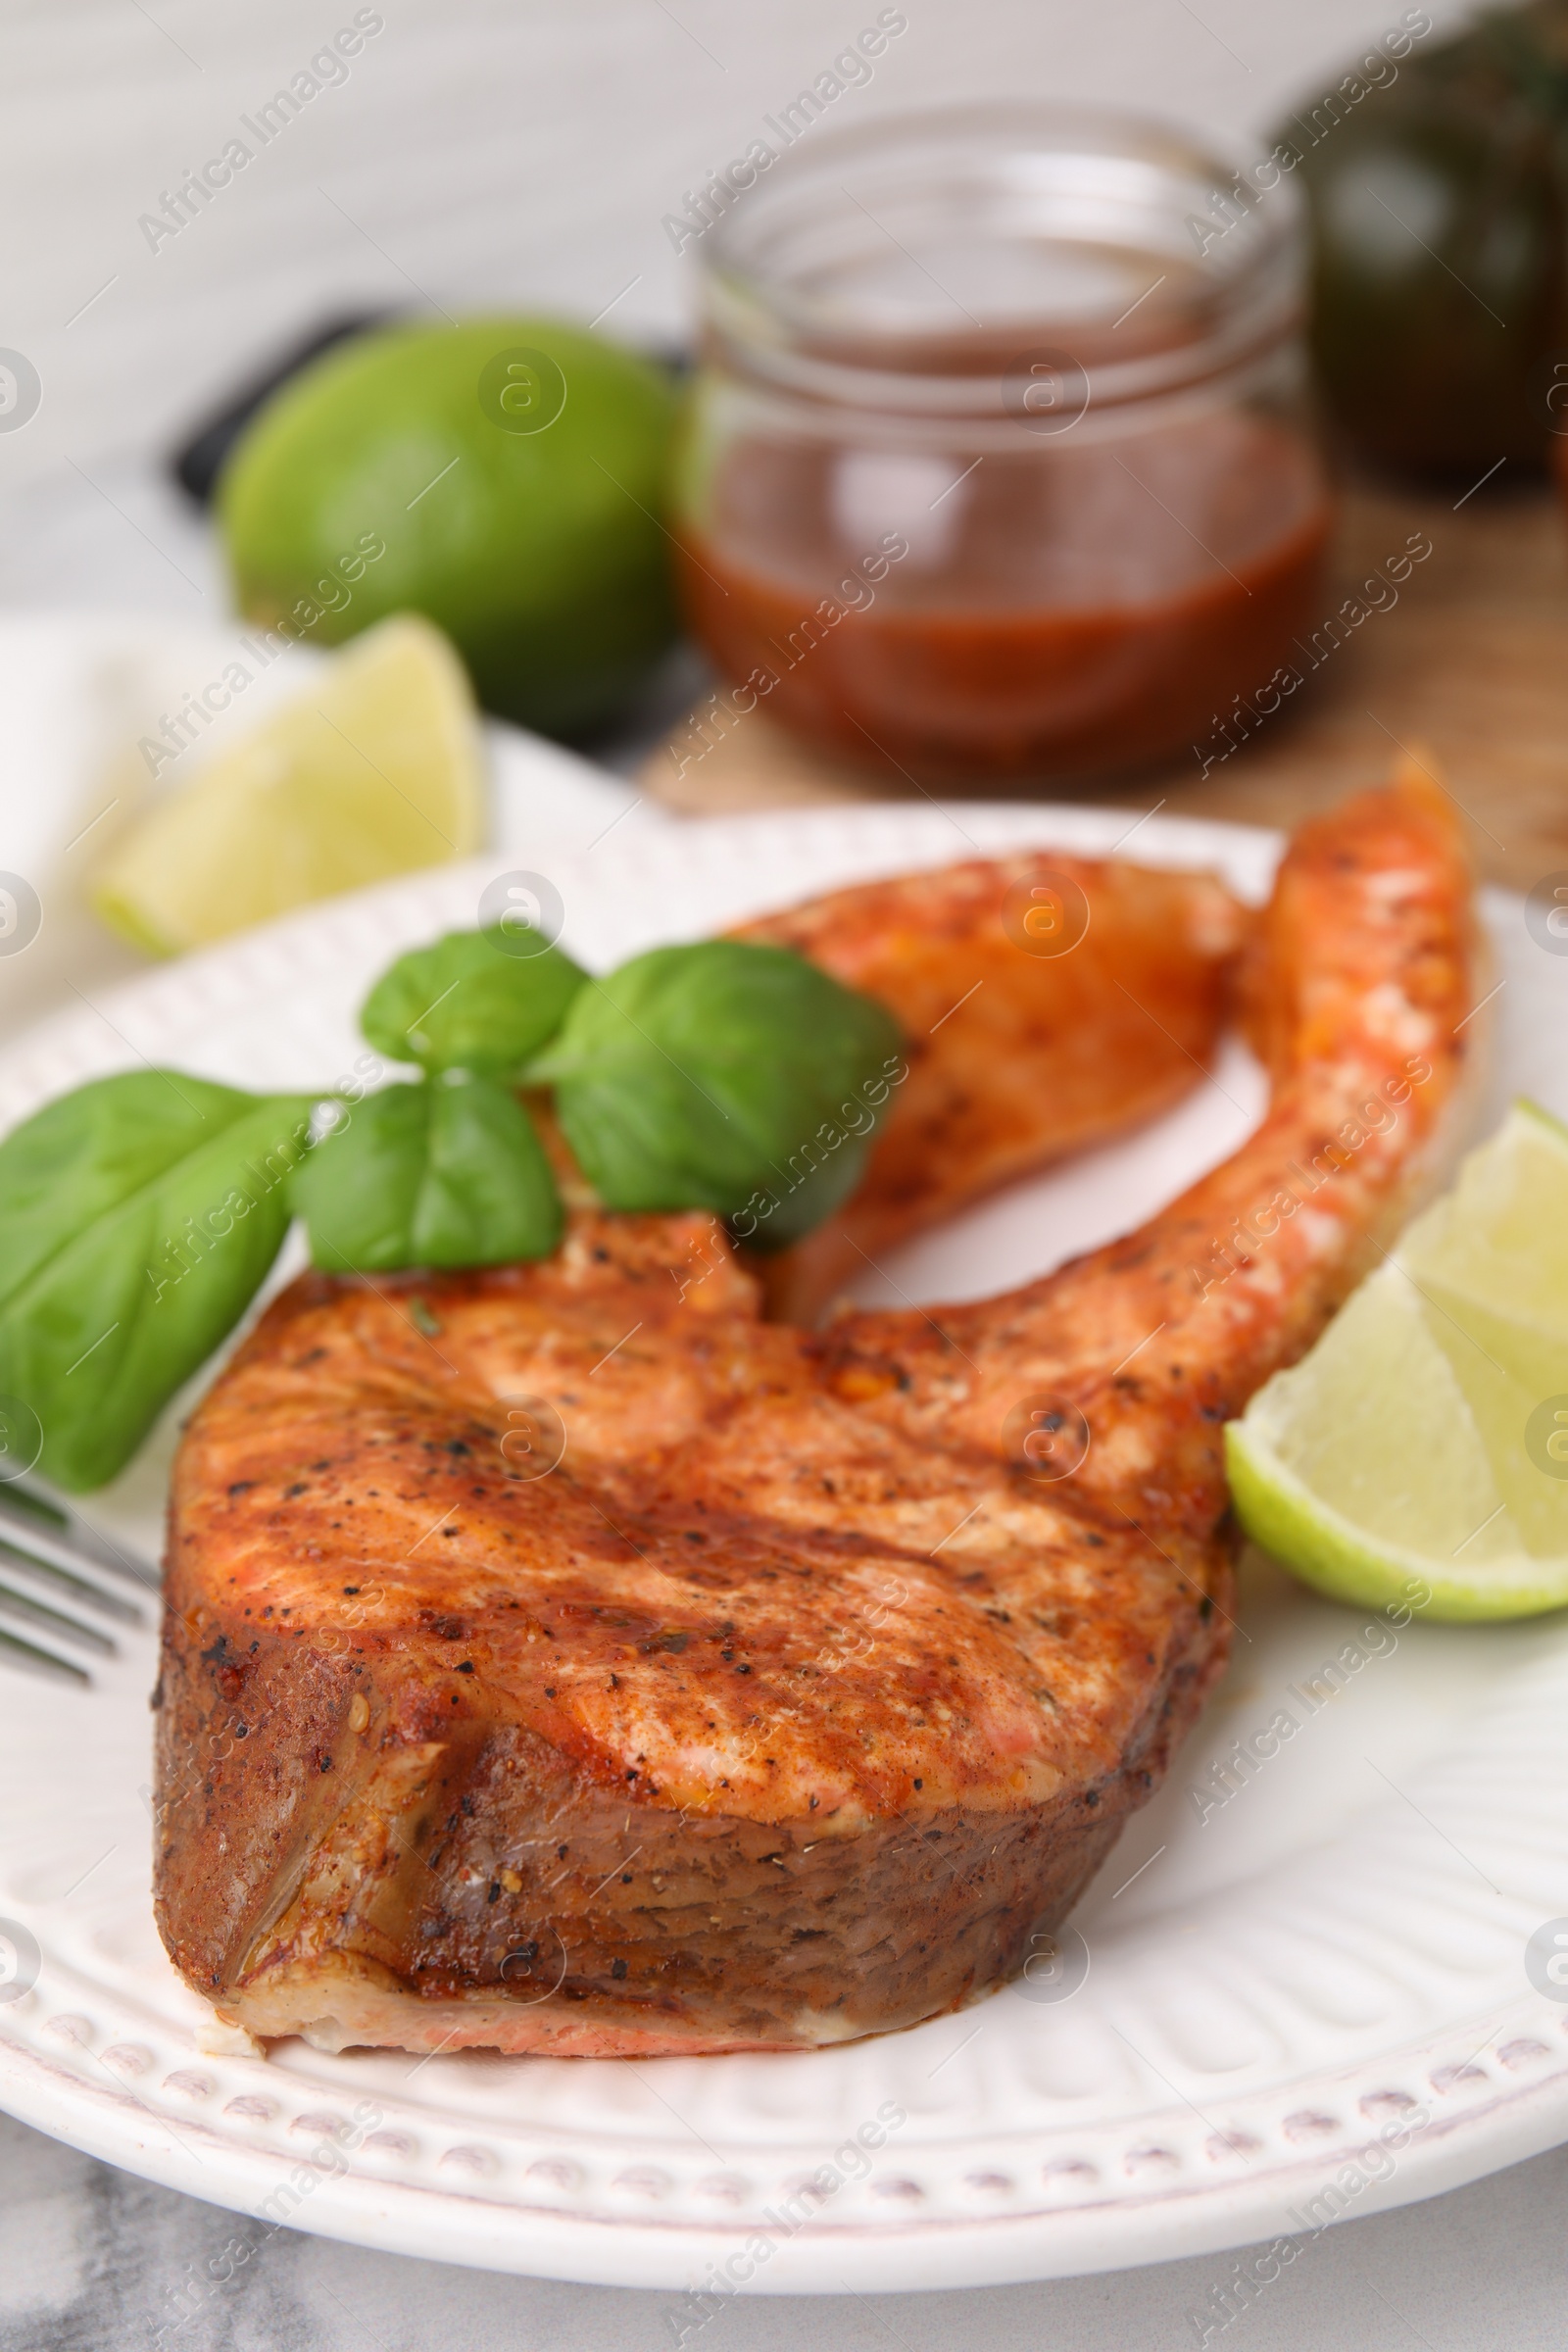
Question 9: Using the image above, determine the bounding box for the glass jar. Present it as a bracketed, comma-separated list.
[673, 104, 1332, 787]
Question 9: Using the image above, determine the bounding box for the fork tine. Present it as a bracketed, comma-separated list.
[0, 1482, 153, 1688]
[0, 1620, 91, 1686]
[0, 1504, 156, 1599]
[0, 1577, 117, 1656]
[0, 1540, 144, 1626]
[0, 1483, 68, 1532]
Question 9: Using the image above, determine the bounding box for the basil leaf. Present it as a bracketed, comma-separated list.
[291, 1078, 563, 1271]
[0, 1073, 314, 1491]
[360, 928, 587, 1074]
[731, 1134, 877, 1251]
[528, 942, 904, 1232]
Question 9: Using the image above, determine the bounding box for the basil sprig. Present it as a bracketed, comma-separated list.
[0, 920, 901, 1487]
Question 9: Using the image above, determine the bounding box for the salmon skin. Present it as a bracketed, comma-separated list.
[154, 771, 1475, 2055]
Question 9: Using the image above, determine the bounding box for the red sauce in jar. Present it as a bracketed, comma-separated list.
[676, 407, 1331, 785]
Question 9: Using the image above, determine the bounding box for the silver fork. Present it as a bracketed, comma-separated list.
[0, 1483, 156, 1686]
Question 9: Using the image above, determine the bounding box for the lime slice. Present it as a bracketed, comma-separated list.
[1226, 1102, 1568, 1621]
[93, 614, 484, 954]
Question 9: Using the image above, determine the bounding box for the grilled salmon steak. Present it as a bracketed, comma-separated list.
[154, 770, 1475, 2055]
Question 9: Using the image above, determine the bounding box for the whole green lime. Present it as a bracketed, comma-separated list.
[218, 318, 681, 738]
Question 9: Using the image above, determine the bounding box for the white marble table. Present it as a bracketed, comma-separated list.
[2, 2105, 1564, 2352]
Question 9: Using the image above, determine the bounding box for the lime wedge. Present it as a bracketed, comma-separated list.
[1226, 1102, 1568, 1621]
[93, 614, 484, 954]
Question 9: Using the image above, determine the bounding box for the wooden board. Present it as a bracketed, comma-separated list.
[641, 478, 1568, 894]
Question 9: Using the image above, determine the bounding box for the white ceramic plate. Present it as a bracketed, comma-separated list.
[1, 802, 1567, 2298]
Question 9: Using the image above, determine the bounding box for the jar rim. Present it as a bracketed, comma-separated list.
[698, 101, 1303, 420]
